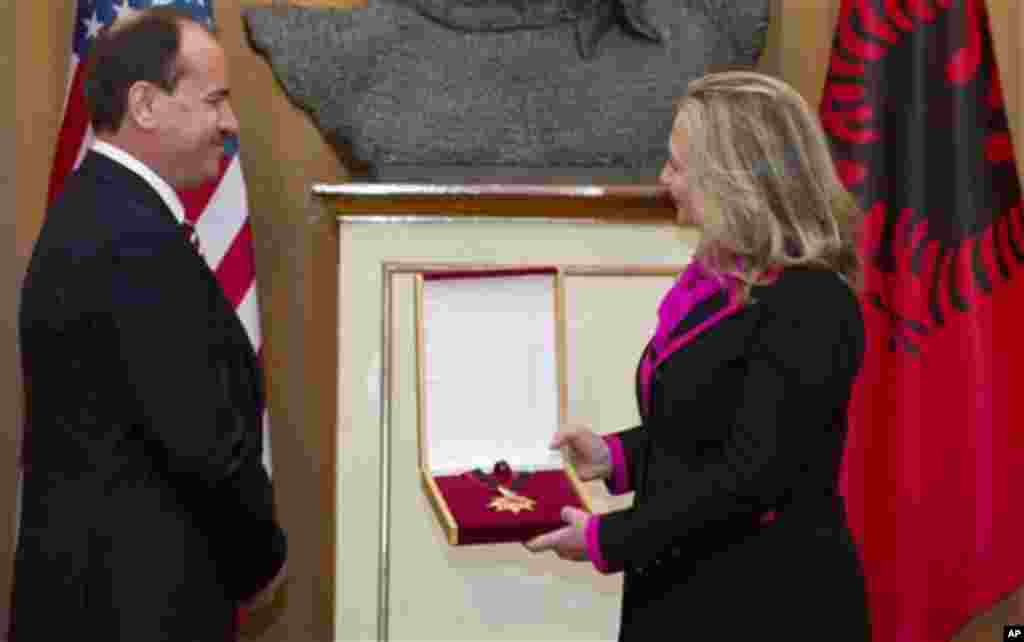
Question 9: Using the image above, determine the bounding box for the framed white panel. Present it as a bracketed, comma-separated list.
[419, 271, 561, 475]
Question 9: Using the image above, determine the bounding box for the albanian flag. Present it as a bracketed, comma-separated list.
[821, 1, 1024, 640]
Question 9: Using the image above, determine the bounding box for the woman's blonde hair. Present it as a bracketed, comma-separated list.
[669, 71, 862, 301]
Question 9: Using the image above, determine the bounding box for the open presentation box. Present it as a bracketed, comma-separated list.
[414, 267, 593, 545]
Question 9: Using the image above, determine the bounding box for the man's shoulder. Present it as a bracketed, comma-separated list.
[59, 154, 161, 206]
[37, 180, 179, 284]
[51, 159, 176, 238]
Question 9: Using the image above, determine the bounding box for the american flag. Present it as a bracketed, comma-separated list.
[15, 0, 272, 542]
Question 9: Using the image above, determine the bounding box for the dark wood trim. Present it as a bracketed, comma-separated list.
[313, 182, 677, 223]
[307, 201, 339, 640]
[312, 183, 668, 197]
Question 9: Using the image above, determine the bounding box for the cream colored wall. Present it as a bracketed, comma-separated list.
[4, 0, 1022, 640]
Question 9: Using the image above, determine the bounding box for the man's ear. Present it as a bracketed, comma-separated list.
[126, 80, 161, 131]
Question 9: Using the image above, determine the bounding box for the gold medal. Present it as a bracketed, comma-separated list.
[487, 486, 536, 514]
[471, 461, 536, 514]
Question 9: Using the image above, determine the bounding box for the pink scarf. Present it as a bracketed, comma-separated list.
[638, 260, 767, 417]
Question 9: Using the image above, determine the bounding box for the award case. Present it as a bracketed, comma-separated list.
[415, 267, 592, 545]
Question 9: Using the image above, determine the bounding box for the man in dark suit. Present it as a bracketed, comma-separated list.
[11, 8, 287, 641]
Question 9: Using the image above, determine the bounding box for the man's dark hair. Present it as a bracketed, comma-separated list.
[84, 8, 213, 133]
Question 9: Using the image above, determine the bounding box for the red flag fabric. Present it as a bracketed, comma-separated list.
[821, 1, 1024, 640]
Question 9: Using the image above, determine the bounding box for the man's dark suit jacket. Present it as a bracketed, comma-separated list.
[600, 267, 871, 640]
[11, 152, 287, 641]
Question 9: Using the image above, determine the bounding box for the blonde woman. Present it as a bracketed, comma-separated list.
[526, 71, 870, 639]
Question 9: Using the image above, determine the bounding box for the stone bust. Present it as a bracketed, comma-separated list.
[245, 0, 769, 174]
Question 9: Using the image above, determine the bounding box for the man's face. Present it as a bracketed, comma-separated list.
[155, 24, 238, 189]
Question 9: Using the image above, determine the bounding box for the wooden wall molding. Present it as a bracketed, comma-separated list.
[312, 182, 677, 223]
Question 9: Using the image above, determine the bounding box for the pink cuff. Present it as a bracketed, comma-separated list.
[585, 515, 614, 574]
[603, 434, 630, 495]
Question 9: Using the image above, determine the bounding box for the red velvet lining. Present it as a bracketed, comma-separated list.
[433, 469, 585, 545]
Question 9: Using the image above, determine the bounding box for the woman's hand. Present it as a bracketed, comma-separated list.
[551, 424, 612, 482]
[523, 506, 590, 561]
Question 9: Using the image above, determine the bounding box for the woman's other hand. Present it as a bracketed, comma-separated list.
[523, 506, 590, 560]
[551, 425, 612, 482]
